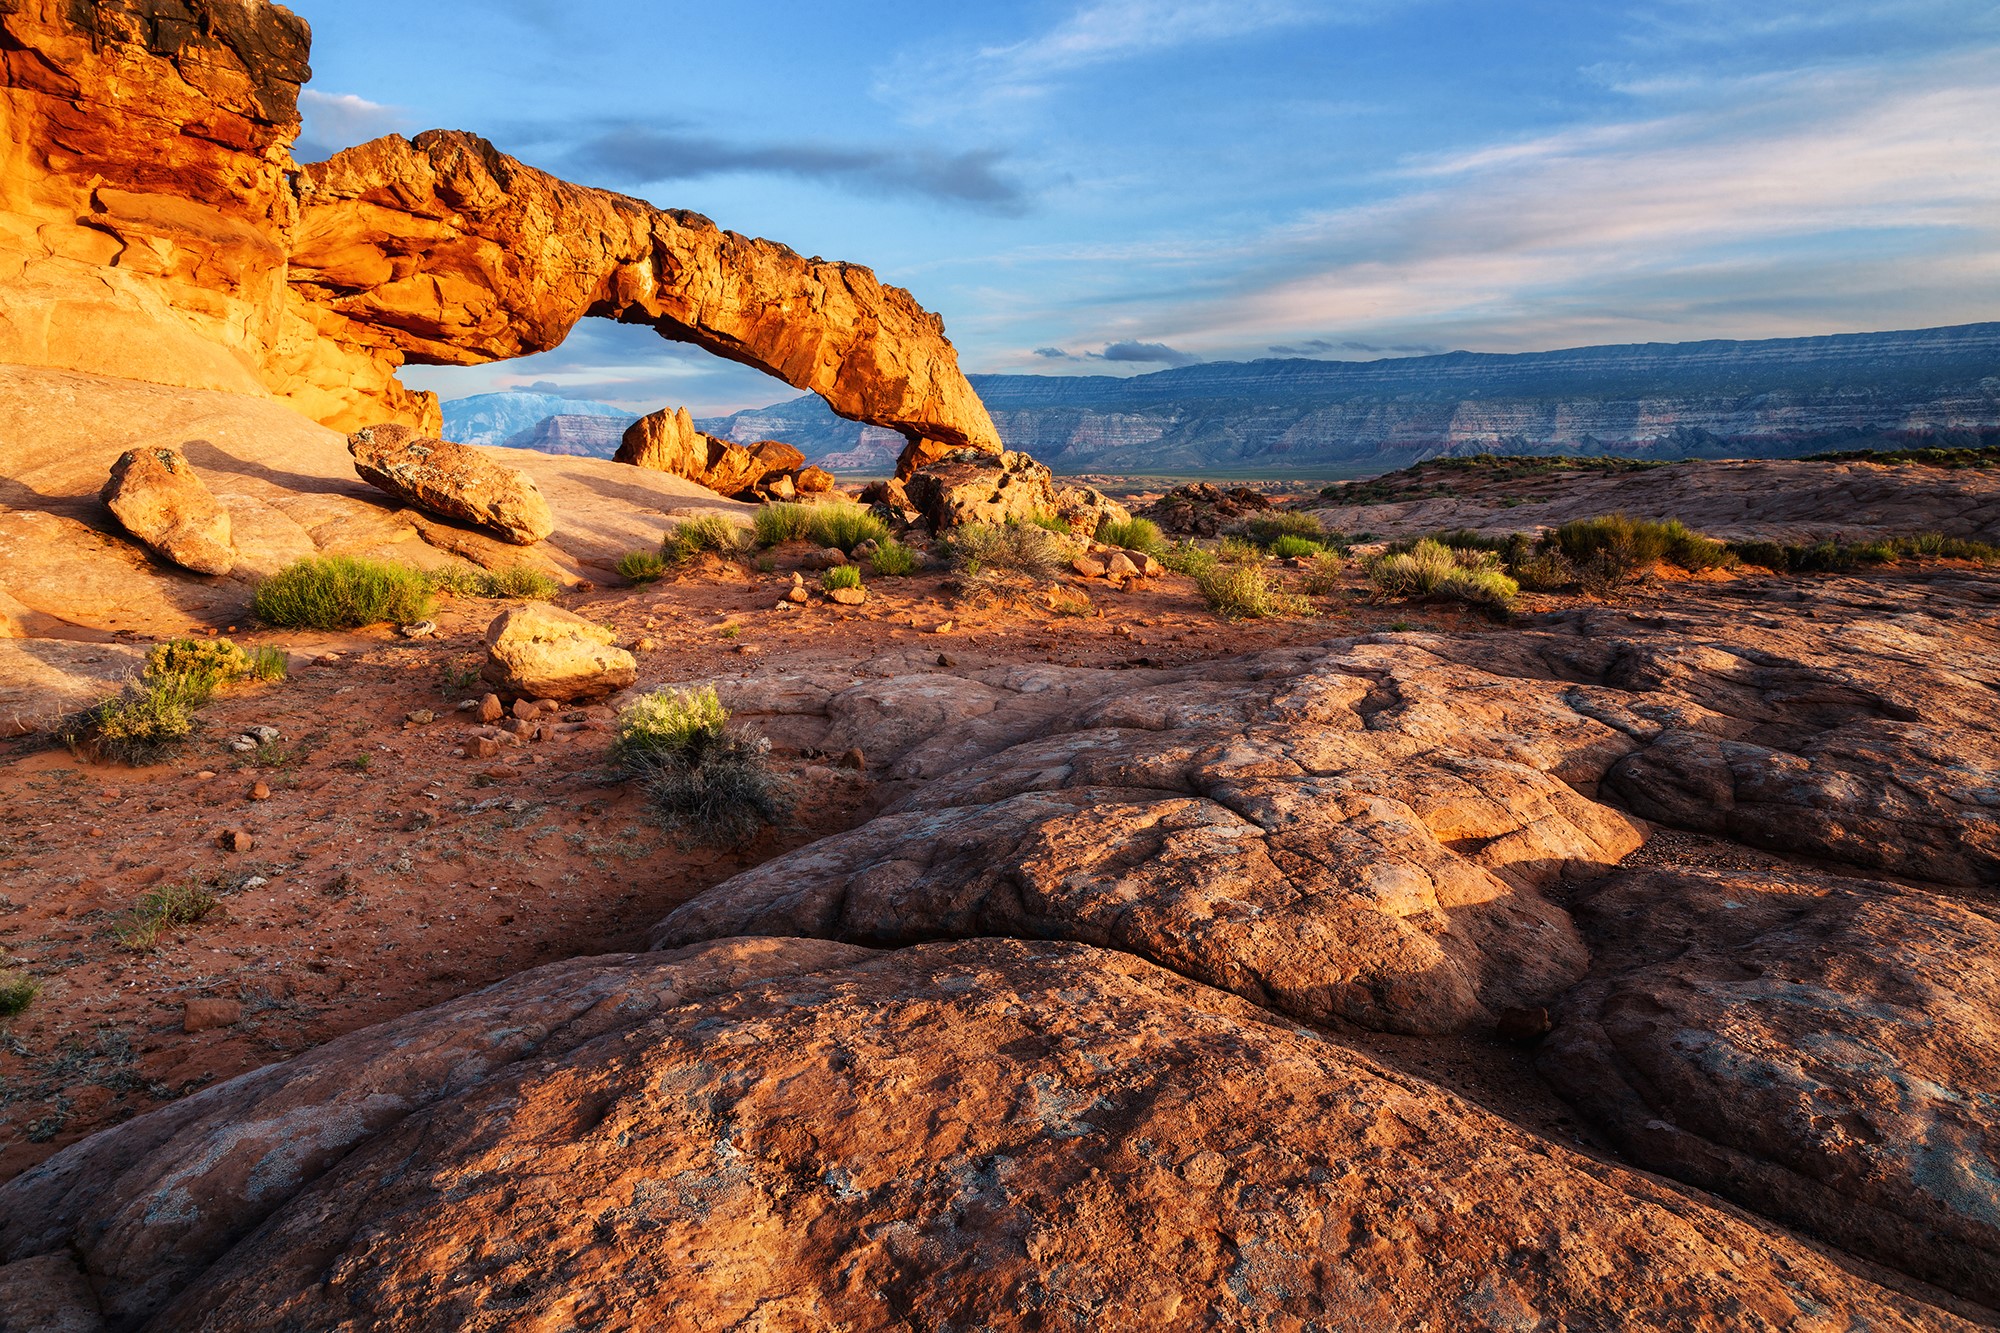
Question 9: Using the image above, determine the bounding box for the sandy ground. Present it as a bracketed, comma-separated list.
[5, 547, 1512, 1178]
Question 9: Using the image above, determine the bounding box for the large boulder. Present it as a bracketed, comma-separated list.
[904, 450, 1062, 531]
[617, 410, 790, 497]
[480, 604, 635, 701]
[349, 424, 554, 546]
[99, 446, 233, 575]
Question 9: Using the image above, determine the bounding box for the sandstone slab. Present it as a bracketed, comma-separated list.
[1543, 867, 2000, 1306]
[1, 940, 1959, 1330]
[349, 423, 554, 545]
[99, 447, 233, 575]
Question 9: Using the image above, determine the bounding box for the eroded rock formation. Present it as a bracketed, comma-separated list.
[100, 446, 234, 575]
[0, 0, 1001, 476]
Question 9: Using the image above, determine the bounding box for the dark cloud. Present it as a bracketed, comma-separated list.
[565, 122, 1028, 215]
[1091, 341, 1203, 366]
[1032, 346, 1075, 358]
[1268, 338, 1447, 356]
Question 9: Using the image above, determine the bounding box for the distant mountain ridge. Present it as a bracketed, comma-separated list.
[443, 393, 636, 454]
[448, 323, 2000, 472]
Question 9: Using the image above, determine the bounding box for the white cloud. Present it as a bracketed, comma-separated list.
[1066, 51, 2000, 356]
[296, 90, 410, 160]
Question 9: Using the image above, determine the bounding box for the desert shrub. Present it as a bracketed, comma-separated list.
[807, 503, 890, 552]
[1096, 516, 1166, 555]
[618, 550, 668, 584]
[821, 564, 863, 591]
[868, 540, 920, 576]
[1508, 548, 1579, 591]
[479, 564, 562, 598]
[1367, 539, 1518, 614]
[1028, 513, 1074, 536]
[0, 968, 39, 1018]
[1046, 585, 1094, 616]
[611, 685, 786, 844]
[1728, 532, 1999, 573]
[1243, 512, 1323, 546]
[115, 878, 220, 952]
[1159, 541, 1217, 577]
[753, 503, 817, 547]
[1269, 534, 1323, 559]
[944, 522, 1065, 582]
[1543, 514, 1732, 585]
[613, 684, 730, 767]
[1217, 536, 1265, 565]
[1197, 563, 1308, 619]
[662, 514, 744, 565]
[57, 680, 199, 764]
[144, 637, 250, 697]
[1300, 552, 1346, 595]
[253, 555, 435, 629]
[1658, 520, 1735, 572]
[247, 646, 287, 682]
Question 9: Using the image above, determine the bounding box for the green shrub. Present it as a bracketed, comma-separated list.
[1243, 512, 1323, 546]
[1300, 552, 1346, 595]
[247, 646, 288, 682]
[869, 540, 920, 576]
[57, 680, 199, 764]
[1728, 532, 1999, 573]
[253, 556, 435, 629]
[1217, 536, 1265, 565]
[1269, 534, 1324, 559]
[753, 503, 816, 547]
[807, 503, 890, 552]
[1196, 564, 1308, 619]
[1096, 516, 1166, 555]
[1367, 539, 1518, 614]
[1159, 541, 1218, 577]
[145, 637, 249, 697]
[115, 878, 220, 952]
[944, 522, 1065, 583]
[1028, 513, 1074, 536]
[1658, 520, 1735, 572]
[0, 968, 41, 1017]
[663, 514, 744, 565]
[1508, 548, 1579, 591]
[821, 564, 863, 591]
[618, 550, 668, 584]
[477, 564, 562, 599]
[613, 685, 730, 767]
[612, 685, 786, 844]
[1544, 514, 1733, 585]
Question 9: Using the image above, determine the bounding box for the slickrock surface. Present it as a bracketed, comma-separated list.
[348, 424, 555, 546]
[100, 448, 235, 577]
[1545, 867, 2000, 1307]
[3, 940, 1970, 1332]
[0, 1, 999, 469]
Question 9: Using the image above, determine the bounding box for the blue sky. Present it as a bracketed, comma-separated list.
[293, 0, 2000, 414]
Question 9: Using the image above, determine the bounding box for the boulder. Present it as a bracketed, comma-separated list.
[0, 940, 1956, 1331]
[795, 465, 836, 494]
[99, 447, 234, 575]
[614, 407, 706, 477]
[905, 450, 1062, 531]
[348, 424, 554, 545]
[480, 605, 635, 701]
[1143, 483, 1273, 537]
[1054, 482, 1131, 536]
[747, 440, 806, 477]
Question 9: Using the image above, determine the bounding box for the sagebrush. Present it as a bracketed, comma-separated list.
[253, 556, 435, 628]
[612, 685, 786, 844]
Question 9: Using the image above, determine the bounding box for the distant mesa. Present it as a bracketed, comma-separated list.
[0, 0, 1000, 477]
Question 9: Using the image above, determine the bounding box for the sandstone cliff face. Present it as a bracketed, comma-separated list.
[0, 0, 1001, 474]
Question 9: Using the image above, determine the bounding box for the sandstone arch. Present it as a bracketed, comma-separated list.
[284, 131, 1002, 474]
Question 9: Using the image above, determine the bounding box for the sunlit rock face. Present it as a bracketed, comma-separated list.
[0, 0, 1001, 474]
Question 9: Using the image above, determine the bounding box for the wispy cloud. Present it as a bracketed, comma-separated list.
[558, 121, 1028, 214]
[1107, 51, 2000, 355]
[884, 0, 1381, 125]
[295, 90, 409, 162]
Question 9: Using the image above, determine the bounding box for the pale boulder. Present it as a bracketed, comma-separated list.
[100, 447, 234, 575]
[348, 424, 553, 545]
[481, 605, 636, 701]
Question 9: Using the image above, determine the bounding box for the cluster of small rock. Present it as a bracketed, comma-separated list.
[1141, 480, 1274, 536]
[615, 406, 835, 501]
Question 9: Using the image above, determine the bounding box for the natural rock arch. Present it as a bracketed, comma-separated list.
[285, 131, 1002, 474]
